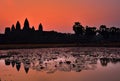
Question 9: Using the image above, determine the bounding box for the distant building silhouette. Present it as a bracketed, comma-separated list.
[24, 66, 29, 74]
[32, 26, 35, 31]
[5, 27, 11, 34]
[16, 21, 21, 31]
[11, 24, 15, 32]
[0, 19, 120, 44]
[23, 18, 30, 31]
[16, 62, 21, 71]
[38, 23, 43, 31]
[11, 60, 16, 67]
[5, 59, 10, 65]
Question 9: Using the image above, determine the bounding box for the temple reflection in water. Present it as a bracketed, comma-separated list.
[0, 47, 120, 74]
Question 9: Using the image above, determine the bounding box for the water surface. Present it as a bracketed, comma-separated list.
[0, 47, 120, 81]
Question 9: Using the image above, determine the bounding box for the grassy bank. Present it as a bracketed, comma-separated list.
[0, 44, 76, 49]
[0, 43, 120, 50]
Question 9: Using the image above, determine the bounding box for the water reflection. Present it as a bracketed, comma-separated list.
[0, 47, 120, 74]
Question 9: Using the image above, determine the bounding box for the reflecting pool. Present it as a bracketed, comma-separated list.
[0, 47, 120, 81]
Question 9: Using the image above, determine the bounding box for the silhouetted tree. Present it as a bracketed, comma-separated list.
[73, 22, 84, 35]
[16, 21, 21, 31]
[100, 58, 110, 67]
[109, 27, 118, 41]
[39, 23, 43, 31]
[111, 58, 120, 64]
[99, 25, 109, 39]
[85, 26, 96, 36]
[109, 27, 117, 36]
[100, 25, 107, 31]
[110, 27, 116, 32]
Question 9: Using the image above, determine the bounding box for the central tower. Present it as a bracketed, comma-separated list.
[23, 18, 30, 31]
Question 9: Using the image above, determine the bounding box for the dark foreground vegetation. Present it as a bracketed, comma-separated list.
[0, 18, 120, 48]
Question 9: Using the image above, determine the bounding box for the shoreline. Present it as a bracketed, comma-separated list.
[0, 43, 120, 50]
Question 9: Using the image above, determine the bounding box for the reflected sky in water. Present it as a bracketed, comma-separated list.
[0, 47, 120, 81]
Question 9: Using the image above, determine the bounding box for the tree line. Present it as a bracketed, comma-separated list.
[73, 22, 120, 43]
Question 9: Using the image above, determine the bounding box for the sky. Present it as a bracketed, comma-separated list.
[0, 0, 120, 33]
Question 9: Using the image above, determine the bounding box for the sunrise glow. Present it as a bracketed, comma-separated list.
[0, 0, 120, 33]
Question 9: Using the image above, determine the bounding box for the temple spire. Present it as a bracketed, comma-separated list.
[23, 18, 30, 31]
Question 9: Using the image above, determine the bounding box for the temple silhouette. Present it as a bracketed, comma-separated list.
[0, 18, 120, 44]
